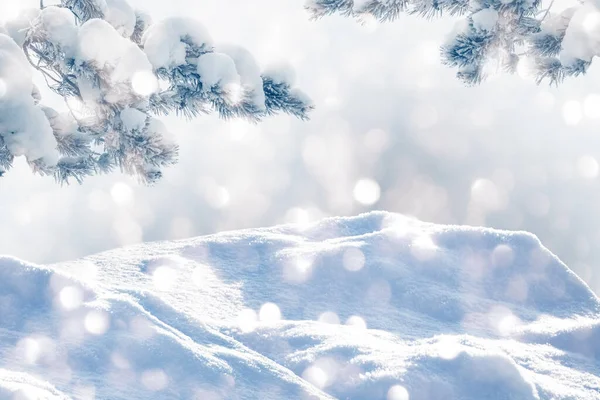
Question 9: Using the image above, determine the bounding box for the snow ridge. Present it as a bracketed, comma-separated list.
[0, 212, 598, 399]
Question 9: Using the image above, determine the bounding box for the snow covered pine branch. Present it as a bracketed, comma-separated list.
[0, 0, 313, 184]
[306, 0, 600, 85]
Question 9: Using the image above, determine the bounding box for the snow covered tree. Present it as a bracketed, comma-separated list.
[0, 0, 312, 184]
[305, 0, 600, 85]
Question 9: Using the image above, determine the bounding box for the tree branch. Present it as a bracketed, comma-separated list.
[540, 0, 555, 23]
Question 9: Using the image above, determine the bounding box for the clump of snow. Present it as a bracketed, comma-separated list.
[353, 0, 374, 12]
[35, 7, 78, 55]
[2, 212, 600, 399]
[471, 8, 499, 31]
[539, 7, 576, 36]
[197, 52, 241, 90]
[142, 17, 213, 69]
[431, 349, 539, 399]
[42, 107, 78, 135]
[76, 19, 153, 103]
[131, 69, 158, 96]
[120, 107, 147, 132]
[102, 0, 137, 38]
[2, 8, 40, 46]
[0, 34, 58, 165]
[264, 63, 297, 85]
[218, 44, 266, 110]
[560, 3, 600, 65]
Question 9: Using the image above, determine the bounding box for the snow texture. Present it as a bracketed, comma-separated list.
[0, 34, 59, 166]
[102, 0, 137, 38]
[197, 52, 241, 89]
[0, 212, 599, 399]
[560, 3, 600, 66]
[3, 8, 41, 47]
[264, 64, 297, 85]
[142, 17, 214, 69]
[120, 108, 147, 132]
[36, 7, 78, 55]
[471, 8, 499, 32]
[76, 18, 153, 100]
[217, 44, 266, 110]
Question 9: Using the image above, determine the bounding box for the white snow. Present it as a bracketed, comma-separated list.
[1, 212, 599, 399]
[142, 17, 214, 69]
[76, 19, 153, 103]
[146, 117, 175, 144]
[539, 7, 576, 37]
[197, 52, 241, 89]
[218, 44, 266, 110]
[41, 107, 80, 141]
[264, 63, 297, 85]
[471, 8, 499, 31]
[120, 107, 147, 132]
[353, 0, 374, 12]
[0, 34, 58, 165]
[2, 8, 40, 47]
[36, 7, 78, 55]
[0, 369, 69, 399]
[102, 0, 137, 38]
[560, 3, 600, 65]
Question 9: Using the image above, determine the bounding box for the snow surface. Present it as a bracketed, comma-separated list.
[1, 212, 599, 399]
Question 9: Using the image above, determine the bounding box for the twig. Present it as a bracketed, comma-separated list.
[24, 42, 83, 100]
[540, 0, 555, 23]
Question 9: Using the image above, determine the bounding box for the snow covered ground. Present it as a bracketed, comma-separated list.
[1, 211, 599, 399]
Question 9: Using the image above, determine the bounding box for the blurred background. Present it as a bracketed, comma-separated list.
[2, 0, 600, 294]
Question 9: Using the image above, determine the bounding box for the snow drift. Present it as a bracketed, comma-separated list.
[1, 212, 599, 399]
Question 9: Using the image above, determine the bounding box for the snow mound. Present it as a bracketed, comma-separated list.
[1, 212, 599, 399]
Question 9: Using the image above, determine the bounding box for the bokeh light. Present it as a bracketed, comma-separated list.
[259, 302, 282, 322]
[342, 248, 366, 272]
[59, 286, 84, 311]
[353, 179, 381, 206]
[345, 315, 367, 329]
[84, 310, 110, 336]
[563, 100, 582, 126]
[318, 311, 340, 325]
[302, 365, 328, 389]
[0, 79, 6, 98]
[387, 385, 410, 400]
[237, 308, 258, 333]
[152, 266, 178, 291]
[141, 369, 169, 391]
[131, 70, 159, 96]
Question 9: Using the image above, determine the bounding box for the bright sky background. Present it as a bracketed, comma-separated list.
[2, 0, 600, 294]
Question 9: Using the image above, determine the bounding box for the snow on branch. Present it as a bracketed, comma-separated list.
[306, 0, 600, 85]
[0, 0, 313, 184]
